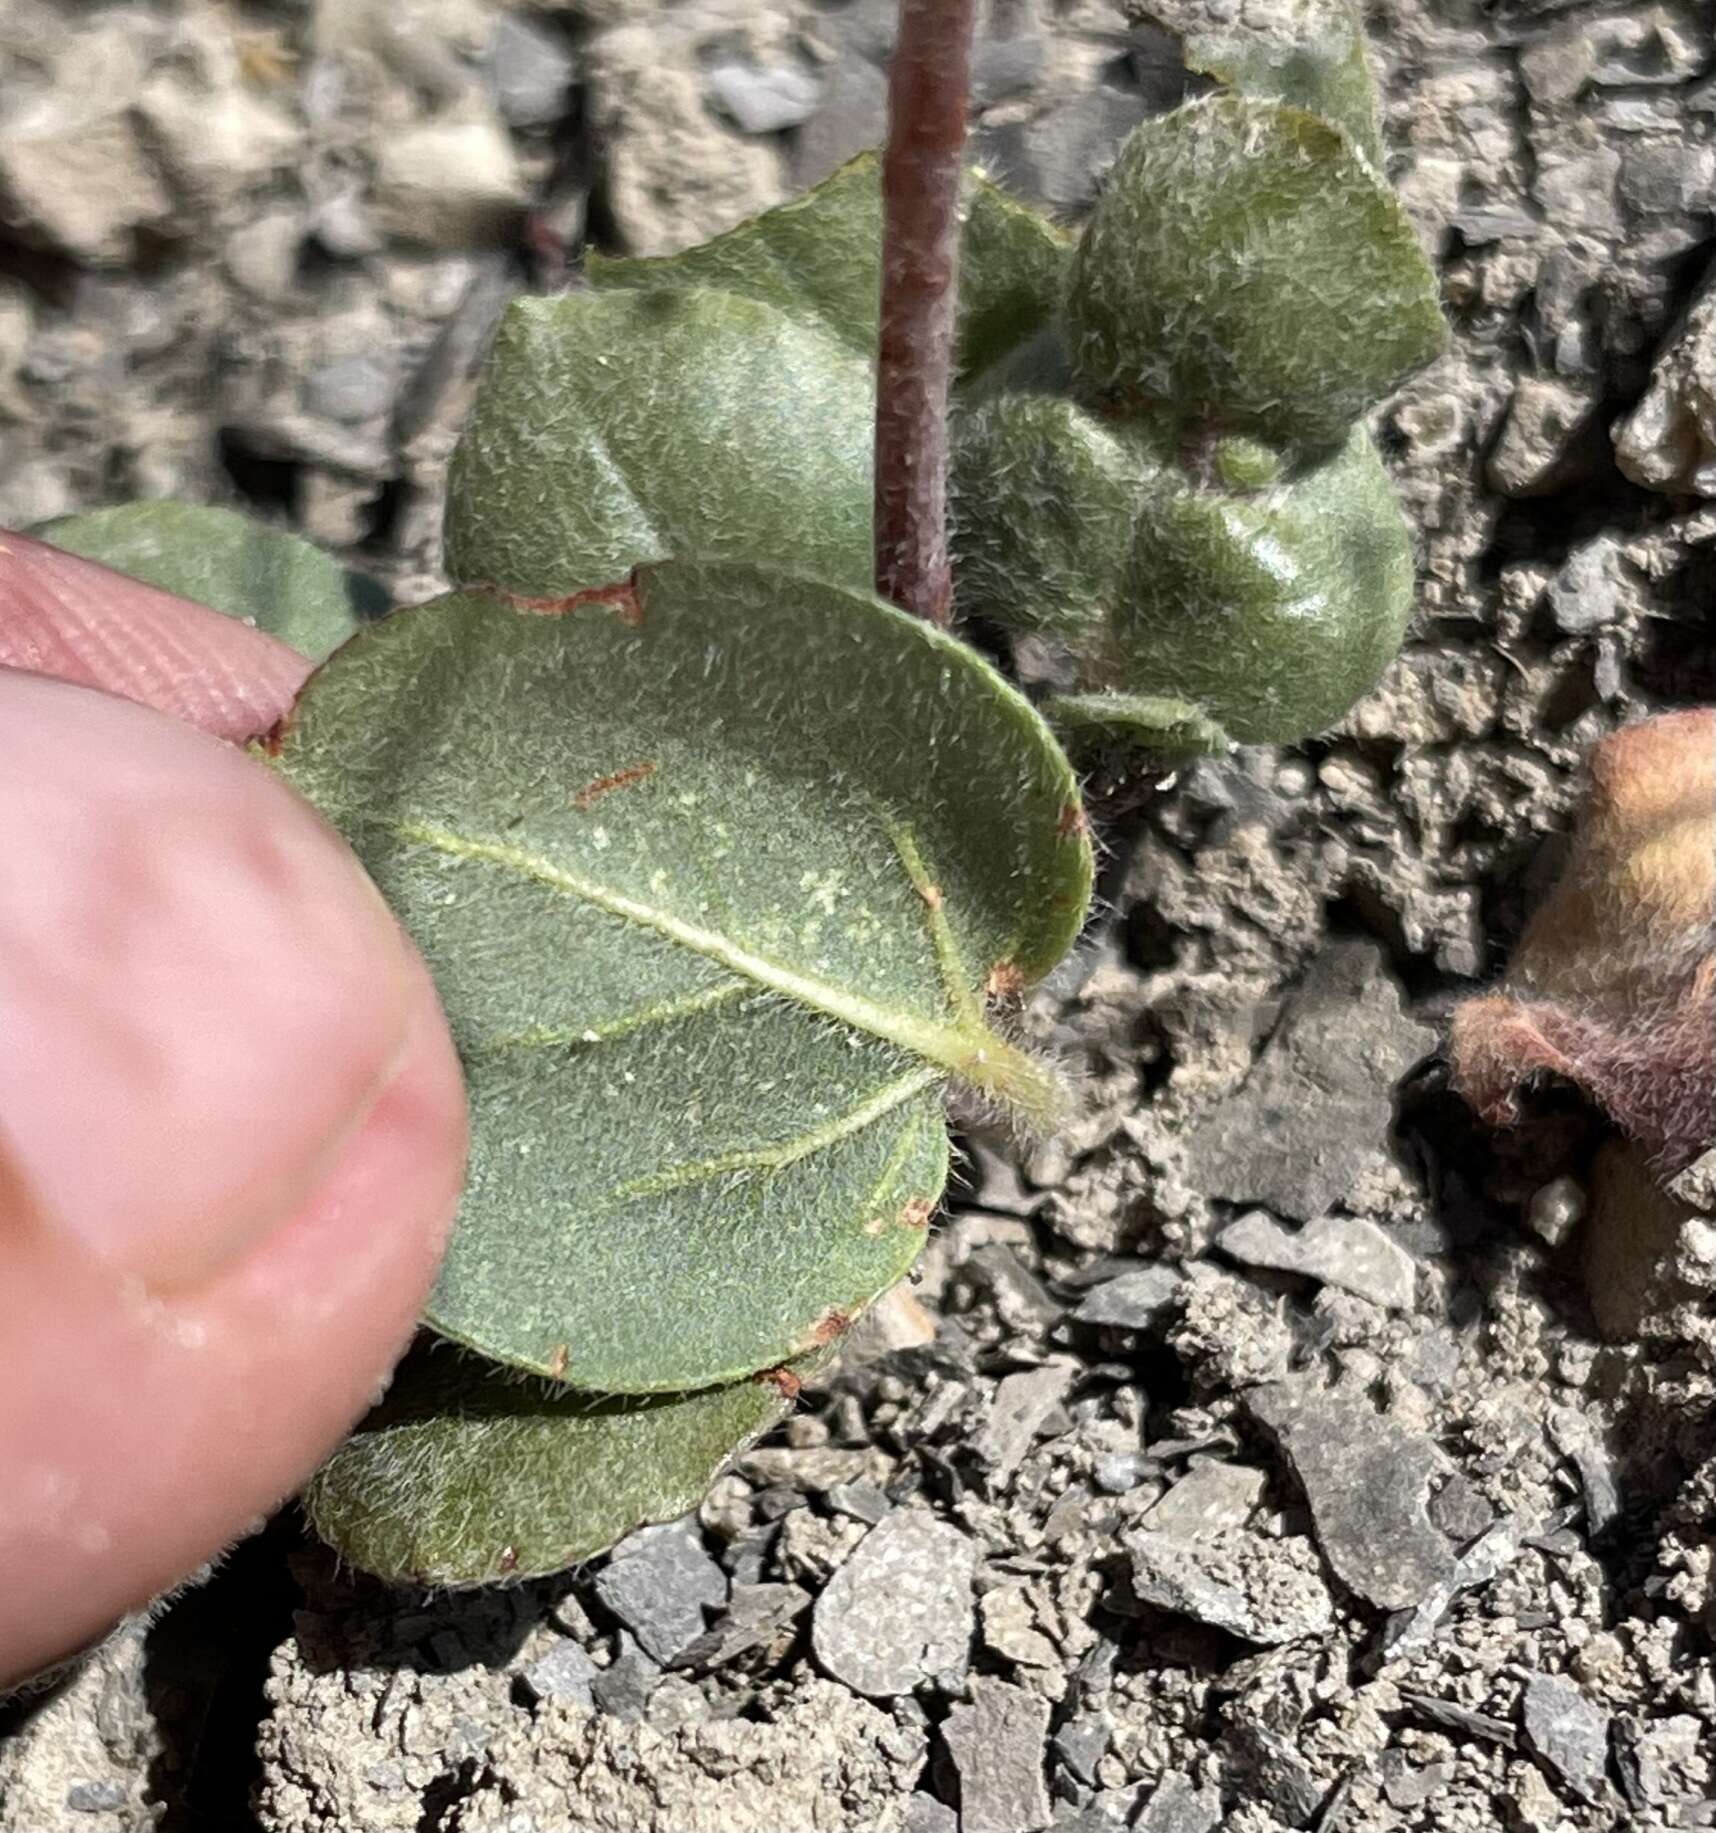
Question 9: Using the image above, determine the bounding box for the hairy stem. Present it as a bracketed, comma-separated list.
[873, 0, 978, 627]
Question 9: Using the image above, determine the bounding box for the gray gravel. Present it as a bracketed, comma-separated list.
[1249, 1379, 1461, 1613]
[1, 1, 1713, 1830]
[811, 1508, 976, 1698]
[592, 1516, 728, 1665]
[942, 1676, 1053, 1833]
[1126, 1526, 1336, 1645]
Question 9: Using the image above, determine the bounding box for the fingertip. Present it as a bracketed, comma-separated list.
[0, 954, 467, 1686]
[0, 670, 470, 1685]
[0, 671, 417, 1288]
[0, 530, 310, 743]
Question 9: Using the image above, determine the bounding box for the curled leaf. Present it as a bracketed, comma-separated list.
[1105, 424, 1415, 742]
[956, 410, 1411, 744]
[1450, 708, 1716, 1175]
[1065, 95, 1446, 447]
[588, 152, 1071, 384]
[444, 290, 875, 597]
[951, 393, 1170, 637]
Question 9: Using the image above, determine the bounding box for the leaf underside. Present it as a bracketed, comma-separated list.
[304, 1341, 814, 1587]
[274, 558, 1091, 1395]
[32, 501, 377, 662]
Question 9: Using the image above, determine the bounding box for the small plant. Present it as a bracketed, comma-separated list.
[27, 0, 1443, 1582]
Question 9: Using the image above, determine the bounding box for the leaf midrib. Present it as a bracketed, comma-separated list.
[391, 817, 1050, 1106]
[613, 1065, 942, 1201]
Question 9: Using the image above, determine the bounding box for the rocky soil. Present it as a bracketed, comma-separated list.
[1, 1, 1713, 1830]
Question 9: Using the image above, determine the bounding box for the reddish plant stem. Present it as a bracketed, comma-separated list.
[873, 0, 978, 627]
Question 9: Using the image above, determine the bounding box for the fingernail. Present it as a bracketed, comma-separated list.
[0, 672, 412, 1288]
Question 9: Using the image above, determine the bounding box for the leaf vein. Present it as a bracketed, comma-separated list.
[611, 1066, 941, 1202]
[470, 978, 752, 1055]
[887, 819, 980, 1028]
[388, 819, 1061, 1116]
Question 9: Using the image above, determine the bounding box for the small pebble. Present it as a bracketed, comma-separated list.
[591, 1632, 659, 1720]
[811, 1510, 974, 1697]
[1527, 1175, 1586, 1247]
[519, 1640, 596, 1708]
[593, 1517, 727, 1664]
[707, 59, 823, 134]
[1094, 1452, 1144, 1494]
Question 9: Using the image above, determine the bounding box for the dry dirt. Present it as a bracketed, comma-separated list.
[1, 2, 1713, 1830]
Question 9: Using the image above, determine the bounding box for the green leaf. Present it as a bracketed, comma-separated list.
[304, 1341, 813, 1586]
[1066, 96, 1447, 447]
[951, 394, 1171, 637]
[587, 152, 1071, 383]
[1045, 693, 1233, 759]
[274, 558, 1091, 1394]
[956, 172, 1076, 385]
[958, 323, 1075, 403]
[1157, 0, 1384, 165]
[31, 502, 378, 662]
[444, 290, 876, 598]
[588, 155, 886, 357]
[1104, 426, 1415, 742]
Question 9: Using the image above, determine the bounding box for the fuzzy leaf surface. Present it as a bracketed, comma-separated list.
[32, 502, 377, 662]
[951, 394, 1171, 636]
[955, 170, 1077, 383]
[275, 559, 1091, 1393]
[305, 1342, 811, 1584]
[587, 152, 1071, 382]
[443, 290, 876, 597]
[1105, 426, 1415, 741]
[1066, 96, 1446, 446]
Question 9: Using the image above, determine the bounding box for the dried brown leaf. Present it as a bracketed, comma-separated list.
[1450, 708, 1715, 1174]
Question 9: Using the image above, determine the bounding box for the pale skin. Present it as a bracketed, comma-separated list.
[0, 536, 470, 1686]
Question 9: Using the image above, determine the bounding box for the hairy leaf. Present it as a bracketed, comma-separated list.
[952, 403, 1411, 745]
[1066, 96, 1446, 446]
[305, 1341, 812, 1585]
[951, 394, 1170, 637]
[956, 173, 1077, 384]
[275, 559, 1091, 1393]
[1145, 0, 1384, 164]
[32, 502, 377, 662]
[589, 156, 885, 355]
[588, 153, 1071, 384]
[1105, 426, 1414, 741]
[443, 290, 875, 598]
[959, 322, 1076, 402]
